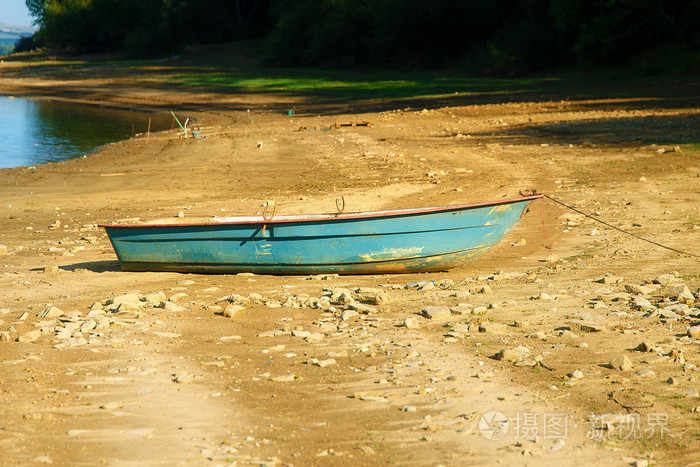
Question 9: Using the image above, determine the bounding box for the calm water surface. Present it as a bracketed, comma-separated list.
[0, 96, 172, 169]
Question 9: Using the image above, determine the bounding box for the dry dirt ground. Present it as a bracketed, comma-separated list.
[0, 54, 699, 466]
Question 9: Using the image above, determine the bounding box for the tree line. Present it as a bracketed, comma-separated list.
[21, 0, 700, 74]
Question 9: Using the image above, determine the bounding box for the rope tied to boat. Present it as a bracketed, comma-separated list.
[261, 202, 276, 235]
[541, 193, 700, 259]
[336, 196, 345, 215]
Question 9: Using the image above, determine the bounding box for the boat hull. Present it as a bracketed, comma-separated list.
[101, 195, 540, 274]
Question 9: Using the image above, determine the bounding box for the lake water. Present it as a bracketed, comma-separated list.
[0, 96, 172, 169]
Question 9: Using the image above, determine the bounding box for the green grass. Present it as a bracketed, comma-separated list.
[164, 67, 546, 101]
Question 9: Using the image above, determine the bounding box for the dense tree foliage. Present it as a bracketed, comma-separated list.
[26, 0, 270, 56]
[24, 0, 700, 73]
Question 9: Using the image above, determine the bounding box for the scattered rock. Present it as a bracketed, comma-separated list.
[569, 322, 606, 333]
[311, 358, 336, 368]
[653, 273, 676, 285]
[219, 335, 242, 341]
[106, 293, 141, 307]
[153, 332, 181, 338]
[625, 284, 657, 295]
[339, 310, 359, 321]
[634, 342, 654, 352]
[168, 293, 189, 303]
[158, 302, 187, 312]
[37, 306, 64, 318]
[470, 285, 492, 294]
[528, 331, 547, 340]
[594, 274, 623, 285]
[404, 317, 420, 329]
[0, 244, 8, 255]
[421, 306, 451, 320]
[449, 305, 472, 315]
[347, 303, 378, 314]
[688, 326, 700, 339]
[173, 373, 194, 384]
[570, 370, 584, 380]
[634, 369, 656, 379]
[632, 297, 655, 310]
[305, 332, 324, 342]
[478, 322, 508, 334]
[495, 346, 532, 363]
[17, 330, 42, 343]
[221, 304, 244, 318]
[143, 291, 166, 305]
[100, 402, 121, 410]
[270, 375, 297, 382]
[609, 354, 633, 371]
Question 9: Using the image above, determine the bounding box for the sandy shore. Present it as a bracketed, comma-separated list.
[1, 55, 699, 465]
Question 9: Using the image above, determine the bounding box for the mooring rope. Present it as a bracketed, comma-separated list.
[541, 193, 700, 259]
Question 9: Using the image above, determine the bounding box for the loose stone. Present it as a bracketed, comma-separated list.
[421, 306, 451, 320]
[270, 375, 296, 382]
[625, 284, 657, 295]
[305, 333, 324, 342]
[495, 346, 533, 363]
[653, 274, 676, 285]
[311, 358, 336, 368]
[348, 303, 377, 314]
[17, 330, 42, 343]
[174, 373, 194, 384]
[158, 302, 187, 312]
[318, 322, 337, 333]
[609, 354, 634, 371]
[106, 293, 141, 307]
[219, 335, 242, 341]
[37, 306, 64, 318]
[339, 310, 359, 321]
[569, 322, 606, 333]
[404, 317, 420, 329]
[168, 293, 189, 303]
[143, 291, 166, 305]
[221, 304, 244, 318]
[634, 342, 654, 352]
[528, 331, 547, 340]
[478, 322, 508, 334]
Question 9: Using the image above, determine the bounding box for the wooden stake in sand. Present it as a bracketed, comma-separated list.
[146, 117, 152, 144]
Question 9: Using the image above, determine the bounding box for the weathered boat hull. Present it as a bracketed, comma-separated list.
[101, 194, 540, 274]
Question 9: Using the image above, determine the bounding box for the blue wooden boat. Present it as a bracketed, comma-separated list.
[100, 194, 541, 274]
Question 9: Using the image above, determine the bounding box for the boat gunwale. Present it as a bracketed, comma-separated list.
[98, 194, 542, 229]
